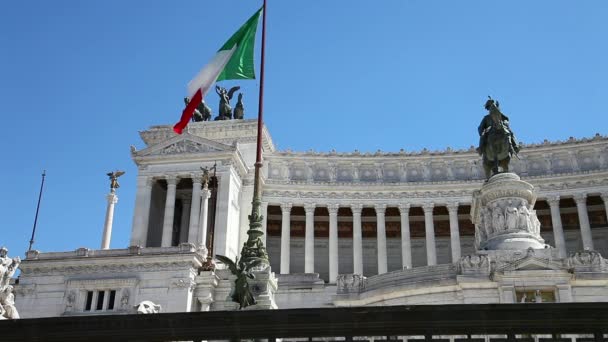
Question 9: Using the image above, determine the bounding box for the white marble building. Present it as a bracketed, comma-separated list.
[13, 119, 608, 317]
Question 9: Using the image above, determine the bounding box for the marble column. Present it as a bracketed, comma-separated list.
[422, 203, 437, 266]
[375, 204, 388, 274]
[304, 203, 316, 273]
[101, 193, 118, 250]
[601, 193, 608, 234]
[446, 202, 461, 262]
[573, 193, 594, 250]
[547, 195, 567, 258]
[261, 202, 269, 246]
[351, 204, 364, 275]
[398, 204, 412, 269]
[197, 186, 212, 252]
[179, 198, 191, 244]
[130, 176, 153, 247]
[161, 176, 179, 247]
[188, 175, 203, 244]
[280, 203, 292, 274]
[328, 203, 339, 283]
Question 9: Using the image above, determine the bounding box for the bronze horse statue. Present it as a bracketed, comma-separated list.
[477, 97, 520, 180]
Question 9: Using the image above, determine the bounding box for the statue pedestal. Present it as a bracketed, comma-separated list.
[471, 173, 547, 251]
[245, 267, 278, 310]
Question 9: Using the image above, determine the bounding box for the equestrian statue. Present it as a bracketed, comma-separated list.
[477, 97, 521, 180]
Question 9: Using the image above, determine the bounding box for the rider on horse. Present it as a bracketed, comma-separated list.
[478, 98, 520, 157]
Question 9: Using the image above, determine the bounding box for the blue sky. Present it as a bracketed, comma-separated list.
[0, 1, 606, 256]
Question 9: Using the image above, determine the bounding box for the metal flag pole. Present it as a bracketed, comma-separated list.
[240, 0, 269, 265]
[28, 170, 46, 251]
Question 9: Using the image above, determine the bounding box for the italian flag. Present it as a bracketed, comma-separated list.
[173, 7, 262, 134]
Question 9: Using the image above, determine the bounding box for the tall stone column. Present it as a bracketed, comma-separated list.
[351, 204, 364, 275]
[197, 186, 212, 252]
[280, 203, 292, 274]
[328, 203, 339, 283]
[375, 204, 388, 274]
[547, 195, 567, 258]
[422, 203, 437, 266]
[602, 193, 608, 235]
[573, 193, 594, 250]
[101, 193, 118, 249]
[161, 176, 179, 247]
[130, 176, 153, 247]
[446, 202, 461, 262]
[398, 204, 412, 269]
[188, 174, 203, 244]
[304, 203, 316, 273]
[261, 202, 269, 246]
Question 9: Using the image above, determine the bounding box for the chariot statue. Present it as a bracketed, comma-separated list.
[477, 97, 521, 179]
[184, 97, 212, 122]
[233, 93, 244, 119]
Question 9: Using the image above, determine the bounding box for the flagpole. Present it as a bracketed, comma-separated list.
[28, 170, 46, 251]
[241, 0, 269, 265]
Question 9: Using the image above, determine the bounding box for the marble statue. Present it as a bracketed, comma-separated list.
[477, 97, 521, 180]
[135, 300, 161, 314]
[518, 205, 531, 232]
[106, 171, 125, 193]
[0, 247, 20, 292]
[0, 285, 18, 319]
[492, 205, 505, 232]
[233, 93, 244, 119]
[505, 202, 518, 230]
[215, 85, 240, 120]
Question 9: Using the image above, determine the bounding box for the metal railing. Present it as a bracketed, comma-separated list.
[0, 303, 607, 341]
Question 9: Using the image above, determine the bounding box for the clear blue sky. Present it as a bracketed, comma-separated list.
[1, 1, 606, 256]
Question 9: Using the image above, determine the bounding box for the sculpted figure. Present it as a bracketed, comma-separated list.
[135, 300, 161, 314]
[106, 171, 125, 193]
[506, 202, 519, 230]
[215, 85, 240, 120]
[184, 97, 212, 122]
[518, 205, 532, 232]
[492, 205, 505, 231]
[0, 285, 19, 319]
[482, 208, 493, 235]
[233, 93, 244, 119]
[530, 212, 541, 235]
[477, 97, 521, 180]
[0, 247, 20, 291]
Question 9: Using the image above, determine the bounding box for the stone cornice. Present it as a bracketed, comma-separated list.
[138, 119, 275, 152]
[272, 133, 607, 158]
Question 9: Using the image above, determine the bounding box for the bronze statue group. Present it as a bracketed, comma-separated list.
[184, 85, 245, 123]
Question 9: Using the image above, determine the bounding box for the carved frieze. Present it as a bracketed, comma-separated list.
[336, 274, 366, 294]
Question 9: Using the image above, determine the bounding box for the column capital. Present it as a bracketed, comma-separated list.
[280, 202, 293, 212]
[106, 193, 118, 204]
[190, 173, 203, 185]
[601, 192, 608, 203]
[165, 175, 179, 186]
[201, 188, 212, 199]
[374, 203, 387, 215]
[304, 203, 316, 213]
[350, 203, 363, 215]
[327, 203, 340, 215]
[422, 202, 435, 213]
[446, 202, 459, 213]
[398, 203, 410, 214]
[142, 176, 155, 187]
[573, 193, 587, 204]
[546, 194, 561, 207]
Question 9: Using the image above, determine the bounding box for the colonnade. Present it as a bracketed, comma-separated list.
[268, 192, 608, 282]
[130, 174, 213, 250]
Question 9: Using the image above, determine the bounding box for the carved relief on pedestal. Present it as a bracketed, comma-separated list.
[567, 250, 605, 271]
[336, 274, 366, 294]
[471, 173, 545, 251]
[458, 254, 491, 275]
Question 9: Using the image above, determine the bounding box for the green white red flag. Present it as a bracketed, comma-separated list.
[173, 7, 262, 134]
